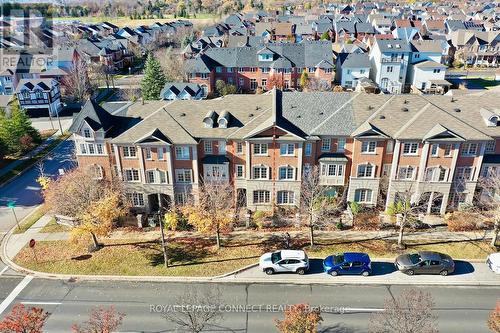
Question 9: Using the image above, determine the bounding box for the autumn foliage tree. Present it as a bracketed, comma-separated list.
[0, 304, 49, 333]
[42, 168, 128, 249]
[181, 177, 235, 249]
[72, 306, 124, 333]
[275, 303, 323, 333]
[266, 74, 285, 90]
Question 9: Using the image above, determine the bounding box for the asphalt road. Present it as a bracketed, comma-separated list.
[0, 139, 75, 233]
[0, 277, 496, 332]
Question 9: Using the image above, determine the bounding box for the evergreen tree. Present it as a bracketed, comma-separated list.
[320, 31, 330, 41]
[0, 99, 40, 156]
[141, 53, 166, 100]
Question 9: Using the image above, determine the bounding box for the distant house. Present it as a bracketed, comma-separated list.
[15, 78, 62, 116]
[335, 53, 371, 89]
[160, 83, 205, 100]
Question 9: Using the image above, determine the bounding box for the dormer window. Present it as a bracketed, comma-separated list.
[258, 53, 273, 61]
[218, 118, 228, 128]
[203, 110, 217, 128]
[488, 116, 499, 127]
[83, 128, 92, 138]
[217, 110, 230, 128]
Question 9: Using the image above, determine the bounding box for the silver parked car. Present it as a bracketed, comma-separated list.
[395, 251, 455, 276]
[259, 250, 309, 275]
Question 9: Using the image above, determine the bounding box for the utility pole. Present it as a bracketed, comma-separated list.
[157, 195, 169, 268]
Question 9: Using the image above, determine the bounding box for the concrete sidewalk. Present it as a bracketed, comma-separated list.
[4, 215, 67, 259]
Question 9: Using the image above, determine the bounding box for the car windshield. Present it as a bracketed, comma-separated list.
[271, 252, 281, 264]
[408, 253, 421, 265]
[333, 255, 344, 265]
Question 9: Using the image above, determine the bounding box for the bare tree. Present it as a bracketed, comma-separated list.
[300, 166, 331, 247]
[62, 58, 92, 102]
[154, 47, 186, 82]
[164, 287, 223, 333]
[306, 78, 331, 92]
[478, 168, 500, 247]
[387, 186, 440, 248]
[182, 176, 235, 249]
[370, 288, 438, 333]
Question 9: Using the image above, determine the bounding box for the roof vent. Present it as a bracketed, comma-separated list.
[401, 107, 409, 112]
[319, 112, 324, 115]
[403, 99, 409, 104]
[367, 105, 374, 110]
[255, 106, 261, 110]
[297, 115, 301, 118]
[451, 97, 456, 103]
[454, 108, 461, 113]
[180, 112, 186, 116]
[249, 113, 254, 117]
[379, 115, 386, 119]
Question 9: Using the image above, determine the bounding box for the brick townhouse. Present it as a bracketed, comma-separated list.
[69, 89, 500, 216]
[185, 41, 335, 95]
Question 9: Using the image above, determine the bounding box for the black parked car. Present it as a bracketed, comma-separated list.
[395, 251, 455, 276]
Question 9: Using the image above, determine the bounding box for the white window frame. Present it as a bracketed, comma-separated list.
[321, 163, 344, 177]
[321, 138, 331, 152]
[252, 165, 269, 180]
[485, 141, 496, 154]
[123, 146, 137, 158]
[83, 128, 92, 138]
[361, 141, 377, 154]
[253, 143, 268, 156]
[253, 190, 270, 204]
[89, 164, 103, 180]
[305, 142, 312, 156]
[357, 163, 375, 178]
[124, 168, 140, 182]
[277, 191, 295, 205]
[280, 143, 295, 156]
[461, 143, 478, 157]
[337, 138, 346, 152]
[204, 141, 213, 154]
[175, 169, 192, 183]
[158, 147, 166, 160]
[144, 148, 152, 160]
[354, 189, 372, 203]
[235, 165, 245, 178]
[175, 146, 190, 160]
[402, 142, 418, 156]
[127, 192, 145, 206]
[430, 144, 439, 157]
[398, 166, 415, 180]
[443, 144, 453, 157]
[218, 141, 226, 154]
[236, 142, 244, 155]
[278, 165, 295, 180]
[456, 167, 473, 181]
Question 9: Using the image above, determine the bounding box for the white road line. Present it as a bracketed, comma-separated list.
[0, 275, 33, 315]
[0, 266, 9, 276]
[21, 302, 62, 306]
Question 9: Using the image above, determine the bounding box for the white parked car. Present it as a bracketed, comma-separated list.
[259, 250, 309, 275]
[486, 253, 500, 273]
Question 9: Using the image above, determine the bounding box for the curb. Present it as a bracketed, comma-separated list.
[0, 136, 69, 188]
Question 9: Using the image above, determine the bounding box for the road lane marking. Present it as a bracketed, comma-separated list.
[21, 302, 62, 306]
[0, 275, 33, 315]
[0, 266, 8, 276]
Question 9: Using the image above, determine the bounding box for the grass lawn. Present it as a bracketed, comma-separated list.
[0, 133, 71, 185]
[13, 206, 47, 234]
[39, 218, 72, 233]
[14, 237, 494, 277]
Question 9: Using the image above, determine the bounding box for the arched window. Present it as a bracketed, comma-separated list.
[252, 165, 269, 179]
[278, 165, 294, 180]
[489, 116, 499, 127]
[357, 163, 374, 178]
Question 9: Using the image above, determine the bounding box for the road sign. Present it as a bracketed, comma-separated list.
[29, 239, 36, 248]
[7, 201, 15, 209]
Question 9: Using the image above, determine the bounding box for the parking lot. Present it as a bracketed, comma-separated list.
[221, 258, 500, 285]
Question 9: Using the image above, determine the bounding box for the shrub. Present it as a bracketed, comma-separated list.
[446, 211, 490, 231]
[253, 210, 270, 229]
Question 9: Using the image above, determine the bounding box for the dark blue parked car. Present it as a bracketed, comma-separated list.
[323, 252, 372, 276]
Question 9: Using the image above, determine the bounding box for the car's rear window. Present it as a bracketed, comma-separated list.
[271, 252, 281, 264]
[409, 253, 421, 265]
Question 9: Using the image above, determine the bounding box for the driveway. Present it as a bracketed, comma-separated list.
[222, 258, 500, 286]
